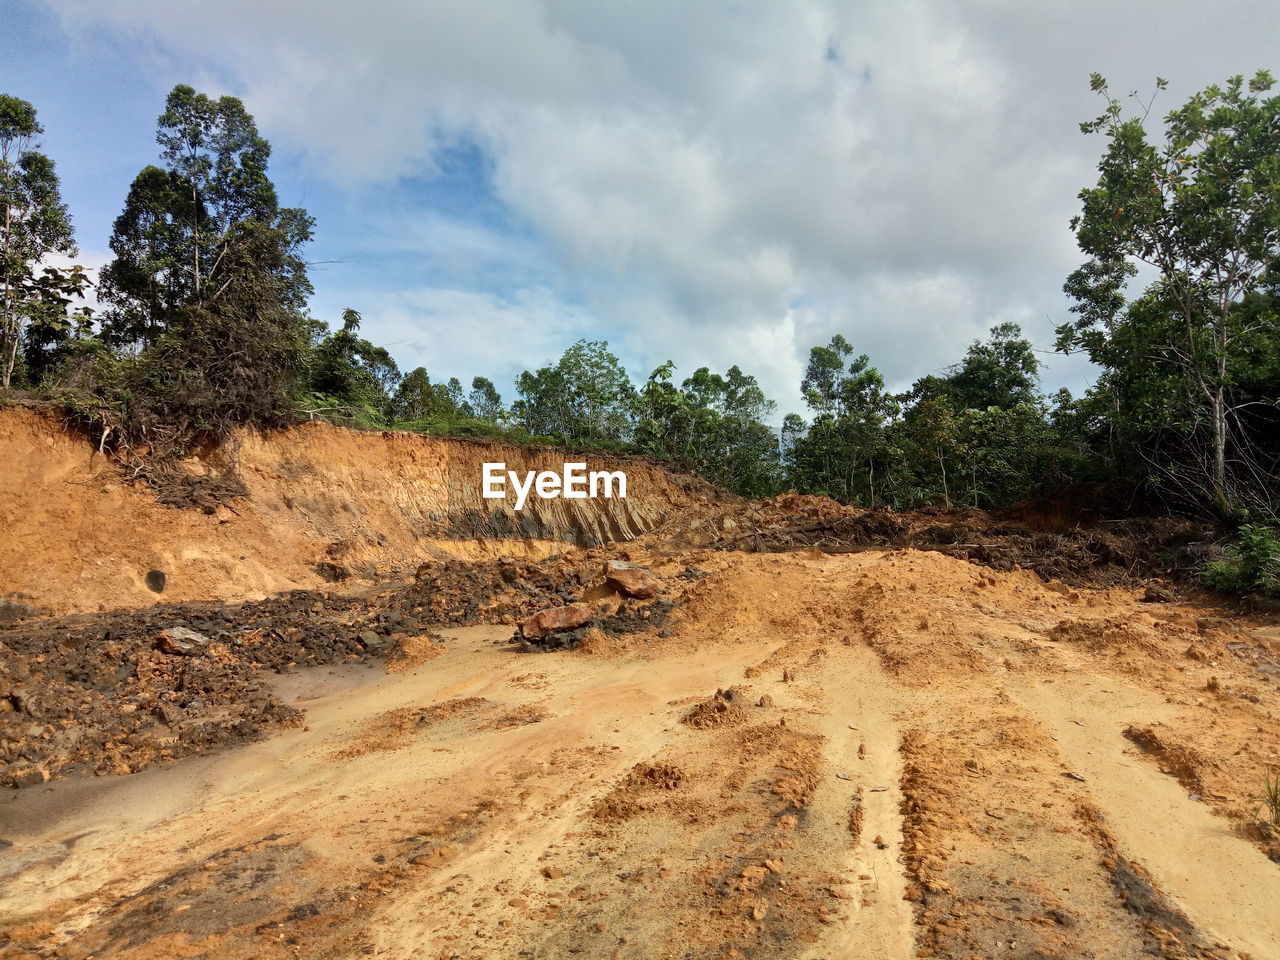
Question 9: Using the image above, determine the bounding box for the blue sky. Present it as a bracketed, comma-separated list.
[5, 0, 1279, 419]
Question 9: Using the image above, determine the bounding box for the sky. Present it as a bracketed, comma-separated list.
[3, 0, 1278, 420]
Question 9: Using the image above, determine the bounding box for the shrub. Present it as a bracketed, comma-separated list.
[1200, 523, 1280, 594]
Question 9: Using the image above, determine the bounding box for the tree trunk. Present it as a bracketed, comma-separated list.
[1211, 385, 1226, 497]
[937, 448, 950, 508]
[1, 191, 11, 388]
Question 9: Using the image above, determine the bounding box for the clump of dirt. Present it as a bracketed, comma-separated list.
[1047, 615, 1163, 653]
[592, 761, 688, 821]
[483, 704, 549, 730]
[520, 597, 676, 651]
[384, 632, 447, 673]
[1123, 725, 1217, 794]
[329, 698, 492, 760]
[405, 554, 596, 624]
[683, 689, 748, 729]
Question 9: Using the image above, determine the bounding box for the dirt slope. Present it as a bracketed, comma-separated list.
[0, 406, 722, 616]
[3, 546, 1279, 960]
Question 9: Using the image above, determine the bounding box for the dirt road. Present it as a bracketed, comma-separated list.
[3, 548, 1279, 959]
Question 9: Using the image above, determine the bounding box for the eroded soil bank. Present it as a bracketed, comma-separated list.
[0, 405, 725, 616]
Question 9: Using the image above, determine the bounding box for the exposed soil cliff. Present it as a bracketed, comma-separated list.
[0, 405, 726, 616]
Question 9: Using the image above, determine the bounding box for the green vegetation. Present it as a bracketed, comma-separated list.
[1256, 773, 1280, 831]
[1200, 524, 1280, 594]
[3, 73, 1280, 526]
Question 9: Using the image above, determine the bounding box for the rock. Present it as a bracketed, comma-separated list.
[154, 627, 211, 656]
[758, 694, 774, 708]
[359, 630, 393, 651]
[521, 604, 594, 640]
[541, 866, 565, 880]
[314, 561, 351, 583]
[11, 765, 49, 788]
[0, 597, 38, 625]
[604, 560, 662, 600]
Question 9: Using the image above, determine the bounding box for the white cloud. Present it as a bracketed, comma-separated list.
[44, 0, 1280, 416]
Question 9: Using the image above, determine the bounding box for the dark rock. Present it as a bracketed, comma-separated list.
[314, 562, 351, 583]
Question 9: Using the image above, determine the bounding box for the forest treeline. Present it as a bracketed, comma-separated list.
[2, 73, 1279, 524]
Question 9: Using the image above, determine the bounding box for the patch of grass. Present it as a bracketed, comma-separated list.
[1255, 772, 1280, 829]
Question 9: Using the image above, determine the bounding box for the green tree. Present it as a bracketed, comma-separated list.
[73, 85, 316, 466]
[789, 337, 899, 505]
[904, 398, 963, 507]
[946, 322, 1039, 410]
[0, 94, 83, 388]
[466, 376, 504, 422]
[307, 308, 401, 417]
[513, 340, 636, 446]
[100, 84, 313, 350]
[1060, 71, 1280, 511]
[392, 366, 458, 422]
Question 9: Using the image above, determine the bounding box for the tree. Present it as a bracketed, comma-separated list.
[466, 376, 504, 422]
[513, 340, 635, 446]
[790, 337, 899, 505]
[126, 218, 317, 453]
[904, 398, 963, 507]
[75, 85, 316, 474]
[392, 366, 458, 422]
[100, 84, 313, 350]
[308, 308, 401, 415]
[0, 94, 83, 388]
[946, 322, 1039, 410]
[1060, 71, 1280, 511]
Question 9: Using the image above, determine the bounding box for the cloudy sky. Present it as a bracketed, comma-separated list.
[4, 1, 1277, 418]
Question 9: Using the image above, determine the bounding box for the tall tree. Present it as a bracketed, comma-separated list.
[466, 376, 504, 422]
[0, 95, 83, 388]
[790, 336, 899, 505]
[514, 340, 636, 445]
[100, 84, 312, 350]
[946, 322, 1039, 410]
[308, 308, 401, 413]
[1060, 71, 1280, 510]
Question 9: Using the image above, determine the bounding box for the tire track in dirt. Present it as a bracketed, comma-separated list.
[1006, 650, 1280, 960]
[799, 643, 913, 960]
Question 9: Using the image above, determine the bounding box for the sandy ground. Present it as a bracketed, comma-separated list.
[3, 548, 1280, 959]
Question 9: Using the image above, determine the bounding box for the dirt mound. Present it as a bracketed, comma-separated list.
[704, 496, 1214, 587]
[682, 689, 749, 729]
[1123, 725, 1218, 794]
[592, 762, 688, 821]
